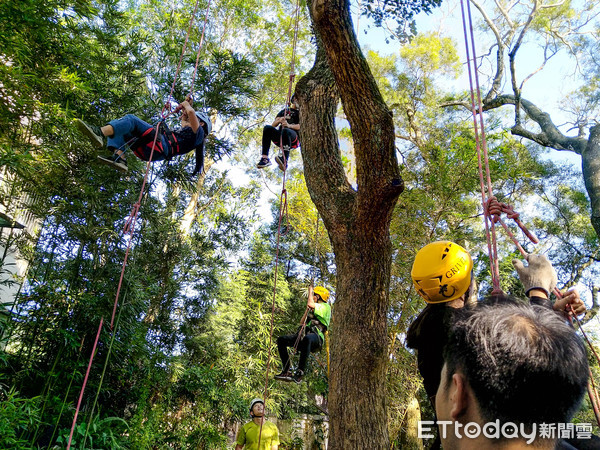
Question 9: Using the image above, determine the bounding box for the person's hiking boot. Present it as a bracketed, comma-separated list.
[98, 152, 128, 173]
[75, 119, 104, 149]
[275, 155, 287, 171]
[292, 369, 304, 384]
[274, 370, 293, 382]
[256, 156, 271, 169]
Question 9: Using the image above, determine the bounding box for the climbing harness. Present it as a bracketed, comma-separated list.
[67, 0, 212, 447]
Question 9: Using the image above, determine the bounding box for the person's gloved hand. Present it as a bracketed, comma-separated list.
[512, 254, 558, 297]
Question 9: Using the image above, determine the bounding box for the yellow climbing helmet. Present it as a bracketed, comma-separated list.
[313, 286, 330, 302]
[411, 241, 473, 304]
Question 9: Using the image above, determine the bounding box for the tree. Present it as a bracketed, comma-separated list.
[294, 0, 410, 445]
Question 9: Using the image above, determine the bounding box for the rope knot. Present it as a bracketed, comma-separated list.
[485, 196, 538, 245]
[485, 196, 503, 223]
[490, 287, 505, 297]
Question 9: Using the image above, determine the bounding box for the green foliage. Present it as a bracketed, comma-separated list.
[0, 387, 41, 449]
[0, 0, 598, 447]
[54, 415, 129, 450]
[361, 0, 443, 42]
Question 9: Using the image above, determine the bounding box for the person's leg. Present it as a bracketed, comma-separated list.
[106, 114, 153, 157]
[257, 126, 280, 168]
[296, 333, 321, 376]
[75, 119, 104, 149]
[280, 128, 297, 149]
[276, 334, 298, 374]
[274, 129, 296, 171]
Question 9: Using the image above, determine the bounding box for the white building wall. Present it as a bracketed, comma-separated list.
[0, 169, 41, 307]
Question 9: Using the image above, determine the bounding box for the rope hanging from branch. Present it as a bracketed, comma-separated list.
[257, 0, 303, 445]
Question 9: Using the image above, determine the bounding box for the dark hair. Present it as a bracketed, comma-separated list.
[443, 298, 588, 426]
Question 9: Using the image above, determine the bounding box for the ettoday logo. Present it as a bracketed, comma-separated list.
[418, 420, 593, 444]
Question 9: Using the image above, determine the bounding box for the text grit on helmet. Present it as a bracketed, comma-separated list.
[249, 398, 264, 413]
[195, 112, 212, 135]
[411, 241, 473, 304]
[313, 286, 330, 302]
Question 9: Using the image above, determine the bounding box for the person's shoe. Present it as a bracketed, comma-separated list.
[98, 152, 128, 173]
[256, 157, 271, 169]
[274, 370, 293, 382]
[75, 119, 104, 149]
[292, 369, 304, 384]
[275, 155, 287, 171]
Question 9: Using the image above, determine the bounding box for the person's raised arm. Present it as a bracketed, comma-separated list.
[513, 255, 586, 316]
[177, 100, 200, 132]
[512, 254, 557, 299]
[307, 285, 316, 310]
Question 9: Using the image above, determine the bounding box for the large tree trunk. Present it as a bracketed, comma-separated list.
[296, 0, 404, 446]
[583, 125, 600, 237]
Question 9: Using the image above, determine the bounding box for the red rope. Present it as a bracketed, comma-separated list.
[189, 0, 213, 97]
[67, 318, 103, 449]
[459, 0, 501, 294]
[485, 196, 538, 258]
[162, 0, 203, 116]
[68, 1, 212, 444]
[460, 0, 538, 293]
[257, 175, 289, 446]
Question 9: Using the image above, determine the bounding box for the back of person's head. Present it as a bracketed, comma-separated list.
[444, 299, 588, 427]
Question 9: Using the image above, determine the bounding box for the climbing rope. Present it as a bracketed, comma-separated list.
[257, 1, 304, 444]
[459, 0, 502, 294]
[459, 0, 600, 427]
[67, 1, 211, 447]
[276, 0, 303, 171]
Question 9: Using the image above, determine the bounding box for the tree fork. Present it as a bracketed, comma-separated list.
[296, 0, 404, 446]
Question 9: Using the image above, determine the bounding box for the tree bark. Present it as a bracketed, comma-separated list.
[296, 0, 404, 446]
[583, 125, 600, 237]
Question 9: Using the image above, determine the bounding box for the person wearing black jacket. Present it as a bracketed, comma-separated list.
[75, 100, 211, 175]
[256, 95, 300, 171]
[407, 242, 586, 449]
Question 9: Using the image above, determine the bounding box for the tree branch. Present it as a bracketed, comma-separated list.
[483, 95, 587, 154]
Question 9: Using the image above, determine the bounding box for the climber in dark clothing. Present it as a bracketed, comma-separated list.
[407, 241, 476, 408]
[75, 99, 211, 175]
[256, 95, 299, 172]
